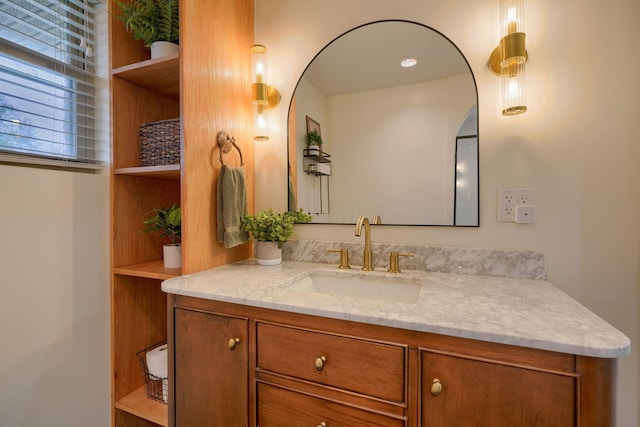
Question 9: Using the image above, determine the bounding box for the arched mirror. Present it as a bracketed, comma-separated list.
[288, 20, 478, 226]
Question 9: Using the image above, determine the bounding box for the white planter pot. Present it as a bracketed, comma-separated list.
[163, 244, 182, 268]
[151, 41, 179, 59]
[306, 147, 322, 157]
[255, 241, 282, 266]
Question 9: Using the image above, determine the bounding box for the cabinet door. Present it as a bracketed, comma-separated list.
[421, 351, 575, 427]
[174, 308, 248, 427]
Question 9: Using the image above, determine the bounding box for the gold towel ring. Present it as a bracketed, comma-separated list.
[216, 130, 244, 166]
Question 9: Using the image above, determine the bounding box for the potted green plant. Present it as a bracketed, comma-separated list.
[115, 0, 179, 59]
[141, 203, 182, 268]
[241, 208, 312, 265]
[306, 130, 323, 156]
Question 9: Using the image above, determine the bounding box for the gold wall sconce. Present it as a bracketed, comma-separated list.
[251, 44, 281, 141]
[488, 0, 528, 116]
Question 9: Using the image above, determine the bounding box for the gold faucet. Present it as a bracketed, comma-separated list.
[355, 216, 374, 271]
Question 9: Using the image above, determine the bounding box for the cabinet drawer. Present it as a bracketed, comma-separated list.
[257, 382, 405, 427]
[256, 322, 406, 402]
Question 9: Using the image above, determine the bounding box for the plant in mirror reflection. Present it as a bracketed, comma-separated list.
[306, 130, 323, 147]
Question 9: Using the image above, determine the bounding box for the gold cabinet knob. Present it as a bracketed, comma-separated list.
[228, 337, 240, 350]
[318, 422, 327, 427]
[315, 356, 327, 371]
[430, 378, 443, 397]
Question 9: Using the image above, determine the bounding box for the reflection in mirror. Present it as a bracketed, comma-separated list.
[288, 20, 478, 226]
[454, 107, 479, 226]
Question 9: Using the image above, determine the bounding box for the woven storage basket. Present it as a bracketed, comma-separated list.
[140, 118, 180, 166]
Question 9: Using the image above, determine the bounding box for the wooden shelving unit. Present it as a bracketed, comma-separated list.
[109, 1, 254, 425]
[109, 7, 180, 427]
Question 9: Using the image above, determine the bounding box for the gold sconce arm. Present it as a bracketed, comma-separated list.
[252, 81, 281, 110]
[488, 32, 528, 76]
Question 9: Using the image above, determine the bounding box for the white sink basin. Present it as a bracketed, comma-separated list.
[287, 272, 422, 303]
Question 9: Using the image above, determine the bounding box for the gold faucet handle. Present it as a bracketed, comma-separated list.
[388, 251, 415, 273]
[327, 249, 350, 269]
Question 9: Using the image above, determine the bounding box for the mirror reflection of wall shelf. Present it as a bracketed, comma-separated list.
[288, 20, 478, 226]
[301, 114, 332, 213]
[305, 115, 324, 157]
[303, 149, 332, 176]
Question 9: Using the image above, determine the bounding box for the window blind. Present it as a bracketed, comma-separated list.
[0, 0, 106, 168]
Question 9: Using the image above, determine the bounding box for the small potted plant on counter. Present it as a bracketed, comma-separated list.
[241, 208, 312, 265]
[141, 203, 181, 268]
[115, 0, 179, 59]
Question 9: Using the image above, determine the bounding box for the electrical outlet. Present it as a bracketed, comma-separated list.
[497, 188, 537, 222]
[497, 189, 517, 222]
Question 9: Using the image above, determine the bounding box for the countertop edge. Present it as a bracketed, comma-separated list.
[162, 261, 631, 359]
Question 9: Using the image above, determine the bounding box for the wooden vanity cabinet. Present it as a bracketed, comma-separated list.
[168, 295, 616, 427]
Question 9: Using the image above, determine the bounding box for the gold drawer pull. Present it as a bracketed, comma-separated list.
[430, 378, 443, 397]
[228, 337, 240, 350]
[318, 422, 327, 427]
[315, 356, 327, 371]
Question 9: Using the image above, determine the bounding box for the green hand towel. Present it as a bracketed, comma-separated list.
[216, 165, 249, 248]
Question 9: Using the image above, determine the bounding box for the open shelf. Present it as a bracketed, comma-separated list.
[303, 148, 332, 175]
[114, 165, 181, 180]
[116, 386, 168, 427]
[112, 54, 180, 99]
[114, 260, 181, 280]
[303, 148, 331, 163]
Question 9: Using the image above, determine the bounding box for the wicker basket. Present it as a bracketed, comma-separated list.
[140, 118, 180, 166]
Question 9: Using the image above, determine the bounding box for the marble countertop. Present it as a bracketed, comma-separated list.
[161, 260, 630, 358]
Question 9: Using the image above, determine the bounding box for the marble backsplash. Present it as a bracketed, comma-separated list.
[283, 239, 547, 280]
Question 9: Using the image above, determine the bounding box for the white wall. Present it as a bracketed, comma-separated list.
[0, 166, 110, 427]
[0, 3, 111, 425]
[255, 0, 639, 424]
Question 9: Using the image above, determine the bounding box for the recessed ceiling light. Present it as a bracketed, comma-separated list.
[400, 57, 417, 68]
